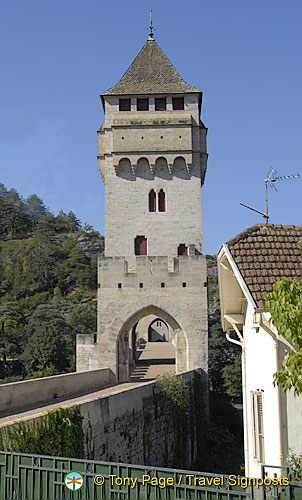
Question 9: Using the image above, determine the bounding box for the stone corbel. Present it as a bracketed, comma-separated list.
[186, 163, 191, 174]
[113, 164, 119, 175]
[168, 163, 173, 175]
[149, 164, 155, 175]
[131, 163, 136, 175]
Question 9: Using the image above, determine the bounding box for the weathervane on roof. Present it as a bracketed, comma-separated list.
[148, 10, 154, 40]
[240, 168, 302, 223]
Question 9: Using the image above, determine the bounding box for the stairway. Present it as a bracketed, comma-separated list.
[130, 342, 175, 382]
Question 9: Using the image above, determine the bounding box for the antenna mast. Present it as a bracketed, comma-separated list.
[240, 168, 302, 222]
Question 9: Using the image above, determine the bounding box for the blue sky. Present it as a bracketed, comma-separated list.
[0, 0, 301, 254]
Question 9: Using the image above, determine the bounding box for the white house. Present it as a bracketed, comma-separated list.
[217, 224, 302, 477]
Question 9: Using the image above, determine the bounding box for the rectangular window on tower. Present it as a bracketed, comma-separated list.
[155, 98, 166, 111]
[137, 98, 149, 111]
[172, 97, 184, 110]
[119, 99, 131, 111]
[135, 236, 147, 256]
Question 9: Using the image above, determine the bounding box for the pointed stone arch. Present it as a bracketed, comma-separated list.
[107, 297, 194, 381]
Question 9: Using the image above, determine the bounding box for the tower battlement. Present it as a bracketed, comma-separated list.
[98, 255, 207, 289]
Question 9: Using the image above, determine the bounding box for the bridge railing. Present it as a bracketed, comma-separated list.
[0, 450, 255, 499]
[261, 464, 302, 500]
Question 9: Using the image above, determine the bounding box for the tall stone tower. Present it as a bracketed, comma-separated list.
[77, 29, 208, 382]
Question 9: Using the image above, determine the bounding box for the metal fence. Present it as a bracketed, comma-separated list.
[261, 464, 302, 500]
[0, 450, 255, 500]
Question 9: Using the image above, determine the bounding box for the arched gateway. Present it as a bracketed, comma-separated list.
[114, 303, 189, 381]
[76, 31, 208, 382]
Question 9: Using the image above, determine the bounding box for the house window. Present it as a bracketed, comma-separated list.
[137, 98, 149, 111]
[158, 189, 166, 212]
[149, 189, 156, 212]
[155, 97, 166, 111]
[135, 236, 147, 256]
[178, 244, 188, 256]
[172, 97, 184, 110]
[156, 321, 162, 327]
[119, 99, 131, 111]
[251, 391, 265, 463]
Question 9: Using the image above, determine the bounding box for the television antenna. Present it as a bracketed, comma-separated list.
[240, 168, 302, 223]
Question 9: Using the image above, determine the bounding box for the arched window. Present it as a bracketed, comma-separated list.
[149, 189, 156, 212]
[158, 189, 166, 212]
[135, 236, 147, 255]
[178, 244, 188, 256]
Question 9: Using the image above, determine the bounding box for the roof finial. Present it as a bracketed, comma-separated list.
[148, 10, 154, 40]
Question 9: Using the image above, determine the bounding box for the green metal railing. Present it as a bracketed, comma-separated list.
[261, 464, 302, 500]
[0, 450, 254, 500]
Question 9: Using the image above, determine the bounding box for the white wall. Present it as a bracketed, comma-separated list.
[244, 302, 281, 477]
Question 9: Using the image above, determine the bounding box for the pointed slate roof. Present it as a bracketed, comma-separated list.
[103, 40, 201, 96]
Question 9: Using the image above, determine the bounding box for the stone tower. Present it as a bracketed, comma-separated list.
[77, 31, 208, 382]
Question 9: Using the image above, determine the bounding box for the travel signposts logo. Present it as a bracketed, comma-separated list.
[64, 471, 84, 491]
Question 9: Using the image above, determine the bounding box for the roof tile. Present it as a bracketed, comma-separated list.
[226, 224, 302, 307]
[102, 40, 201, 96]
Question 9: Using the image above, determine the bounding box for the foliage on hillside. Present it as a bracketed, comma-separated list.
[0, 183, 103, 382]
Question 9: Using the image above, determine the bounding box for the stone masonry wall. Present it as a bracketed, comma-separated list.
[95, 255, 208, 378]
[104, 163, 203, 258]
[81, 369, 208, 468]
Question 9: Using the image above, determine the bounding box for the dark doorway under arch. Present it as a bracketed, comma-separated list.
[148, 318, 169, 342]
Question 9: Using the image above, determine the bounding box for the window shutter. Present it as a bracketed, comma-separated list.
[251, 391, 265, 463]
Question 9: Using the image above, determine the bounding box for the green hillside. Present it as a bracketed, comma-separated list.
[0, 183, 103, 382]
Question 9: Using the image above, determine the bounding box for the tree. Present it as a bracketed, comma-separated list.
[66, 302, 97, 335]
[222, 355, 242, 398]
[25, 194, 48, 219]
[0, 197, 32, 238]
[0, 302, 24, 366]
[208, 309, 241, 394]
[265, 278, 302, 395]
[24, 304, 74, 375]
[23, 325, 69, 376]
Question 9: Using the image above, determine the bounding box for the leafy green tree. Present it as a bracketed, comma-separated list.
[0, 198, 32, 238]
[5, 188, 24, 208]
[66, 302, 97, 335]
[0, 302, 24, 366]
[0, 183, 8, 197]
[265, 277, 302, 395]
[23, 325, 69, 376]
[25, 194, 48, 219]
[35, 213, 57, 234]
[222, 354, 242, 398]
[208, 310, 241, 394]
[24, 304, 74, 375]
[66, 211, 81, 232]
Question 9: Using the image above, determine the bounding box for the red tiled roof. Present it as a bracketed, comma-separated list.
[226, 224, 302, 307]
